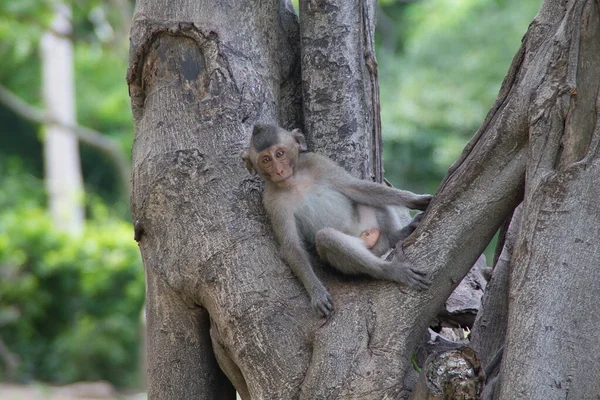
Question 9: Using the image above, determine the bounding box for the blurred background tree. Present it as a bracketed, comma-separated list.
[0, 0, 143, 389]
[0, 0, 132, 214]
[0, 0, 539, 390]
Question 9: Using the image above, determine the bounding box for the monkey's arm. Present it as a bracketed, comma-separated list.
[335, 179, 432, 211]
[306, 153, 431, 210]
[267, 207, 334, 317]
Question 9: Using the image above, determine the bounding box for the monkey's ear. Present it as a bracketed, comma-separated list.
[242, 151, 256, 175]
[291, 129, 308, 152]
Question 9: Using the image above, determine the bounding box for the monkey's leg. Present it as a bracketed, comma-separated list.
[315, 228, 430, 289]
[316, 228, 389, 278]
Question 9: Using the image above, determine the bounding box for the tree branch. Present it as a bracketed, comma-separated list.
[0, 83, 130, 193]
[363, 0, 384, 182]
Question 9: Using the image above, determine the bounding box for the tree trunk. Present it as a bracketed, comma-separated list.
[41, 3, 85, 236]
[128, 1, 304, 398]
[300, 0, 383, 180]
[127, 0, 600, 398]
[497, 1, 600, 398]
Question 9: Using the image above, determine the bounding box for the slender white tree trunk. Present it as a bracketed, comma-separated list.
[40, 3, 84, 236]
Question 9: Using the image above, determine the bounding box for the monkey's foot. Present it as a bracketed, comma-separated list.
[389, 248, 431, 290]
[394, 265, 431, 290]
[310, 284, 333, 317]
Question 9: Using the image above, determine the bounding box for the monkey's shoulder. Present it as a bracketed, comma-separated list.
[298, 152, 348, 177]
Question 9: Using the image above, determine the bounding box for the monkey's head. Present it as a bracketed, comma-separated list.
[242, 124, 307, 183]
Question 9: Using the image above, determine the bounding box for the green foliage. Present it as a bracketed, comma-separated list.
[0, 198, 144, 387]
[75, 42, 132, 145]
[0, 160, 46, 209]
[0, 0, 50, 103]
[378, 0, 540, 193]
[75, 41, 133, 208]
[0, 0, 133, 208]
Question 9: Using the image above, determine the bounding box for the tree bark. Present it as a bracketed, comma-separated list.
[470, 207, 521, 370]
[497, 1, 600, 398]
[300, 0, 383, 181]
[127, 0, 600, 398]
[128, 1, 305, 398]
[145, 267, 234, 399]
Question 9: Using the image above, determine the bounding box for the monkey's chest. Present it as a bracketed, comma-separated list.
[294, 187, 356, 244]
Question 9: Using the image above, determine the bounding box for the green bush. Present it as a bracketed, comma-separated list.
[0, 203, 144, 387]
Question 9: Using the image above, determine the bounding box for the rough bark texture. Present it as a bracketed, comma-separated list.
[440, 254, 488, 329]
[300, 0, 383, 180]
[128, 1, 400, 398]
[498, 1, 600, 398]
[127, 1, 303, 398]
[470, 207, 521, 370]
[145, 267, 235, 399]
[127, 0, 600, 398]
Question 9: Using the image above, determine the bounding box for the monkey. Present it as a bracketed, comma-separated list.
[242, 124, 432, 317]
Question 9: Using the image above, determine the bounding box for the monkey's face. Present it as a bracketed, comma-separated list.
[255, 144, 296, 183]
[242, 125, 307, 182]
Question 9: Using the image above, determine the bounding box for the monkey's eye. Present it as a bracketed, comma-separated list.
[275, 150, 285, 158]
[262, 156, 272, 164]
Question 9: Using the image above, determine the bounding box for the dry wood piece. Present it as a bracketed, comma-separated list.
[411, 347, 483, 400]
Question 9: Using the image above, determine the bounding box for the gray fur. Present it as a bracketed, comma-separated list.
[252, 124, 280, 151]
[247, 125, 432, 316]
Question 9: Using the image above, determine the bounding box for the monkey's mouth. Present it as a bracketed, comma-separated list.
[271, 172, 293, 182]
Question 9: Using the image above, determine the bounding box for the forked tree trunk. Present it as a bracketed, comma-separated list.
[127, 0, 600, 398]
[496, 1, 600, 397]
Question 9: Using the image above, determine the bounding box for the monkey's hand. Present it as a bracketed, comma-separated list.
[309, 283, 333, 317]
[389, 247, 431, 290]
[406, 194, 433, 211]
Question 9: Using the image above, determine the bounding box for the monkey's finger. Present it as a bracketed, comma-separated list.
[324, 297, 334, 313]
[410, 268, 431, 285]
[313, 303, 325, 316]
[417, 277, 433, 288]
[409, 279, 430, 291]
[313, 296, 334, 317]
[412, 272, 432, 285]
[412, 275, 432, 290]
[318, 301, 332, 317]
[407, 269, 432, 288]
[410, 268, 427, 276]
